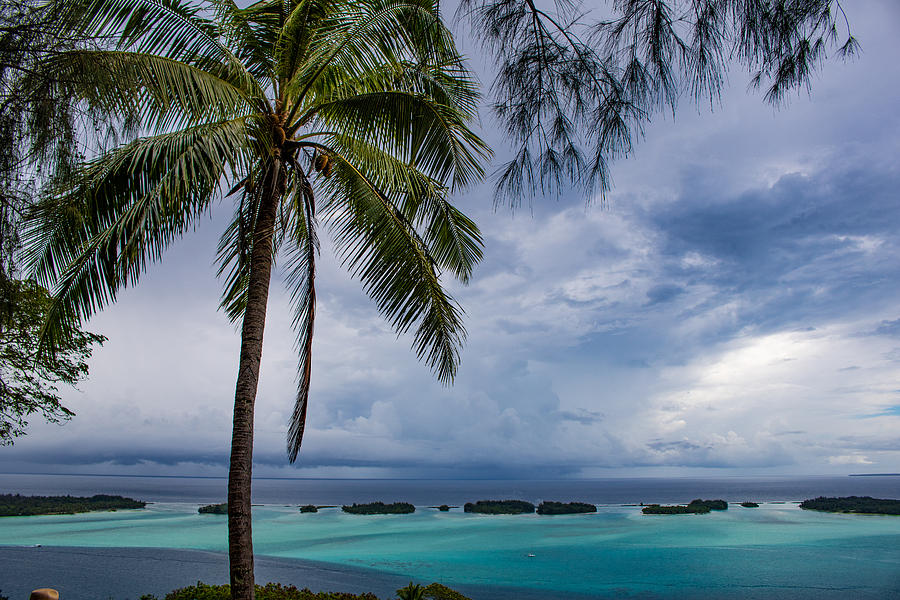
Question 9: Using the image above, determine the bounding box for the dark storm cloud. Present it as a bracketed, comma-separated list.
[647, 440, 704, 452]
[645, 284, 685, 306]
[645, 165, 900, 337]
[6, 445, 230, 467]
[874, 319, 900, 337]
[554, 409, 604, 425]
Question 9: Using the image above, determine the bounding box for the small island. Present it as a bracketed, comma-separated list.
[341, 502, 415, 515]
[799, 496, 900, 515]
[438, 505, 450, 511]
[689, 498, 728, 510]
[0, 493, 146, 517]
[741, 501, 760, 508]
[463, 500, 535, 514]
[642, 503, 710, 514]
[537, 501, 597, 515]
[198, 503, 228, 514]
[299, 504, 318, 513]
[642, 499, 728, 515]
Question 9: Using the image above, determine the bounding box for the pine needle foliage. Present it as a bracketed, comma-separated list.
[0, 1, 106, 443]
[458, 0, 858, 205]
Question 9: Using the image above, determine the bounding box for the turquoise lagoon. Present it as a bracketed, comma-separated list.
[2, 502, 900, 598]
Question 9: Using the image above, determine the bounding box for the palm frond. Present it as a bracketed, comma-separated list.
[282, 165, 318, 462]
[283, 0, 456, 112]
[49, 0, 264, 100]
[23, 117, 250, 350]
[312, 132, 483, 282]
[209, 0, 259, 47]
[309, 89, 487, 191]
[216, 156, 295, 321]
[224, 0, 288, 84]
[42, 49, 255, 134]
[274, 0, 322, 89]
[216, 171, 259, 323]
[319, 147, 466, 384]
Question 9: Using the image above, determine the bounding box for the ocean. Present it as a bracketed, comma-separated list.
[1, 474, 899, 600]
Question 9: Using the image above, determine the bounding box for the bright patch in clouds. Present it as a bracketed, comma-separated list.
[828, 455, 874, 466]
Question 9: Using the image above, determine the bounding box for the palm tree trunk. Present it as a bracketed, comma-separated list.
[228, 166, 282, 600]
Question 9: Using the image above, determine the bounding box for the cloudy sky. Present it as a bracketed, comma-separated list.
[5, 0, 900, 479]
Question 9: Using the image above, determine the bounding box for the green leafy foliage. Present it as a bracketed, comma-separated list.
[149, 582, 475, 600]
[463, 500, 535, 514]
[536, 501, 597, 515]
[799, 496, 900, 515]
[688, 499, 728, 511]
[198, 503, 228, 514]
[0, 279, 105, 444]
[740, 502, 759, 508]
[422, 583, 471, 600]
[396, 583, 424, 600]
[160, 582, 380, 600]
[341, 502, 415, 515]
[299, 504, 318, 513]
[0, 493, 145, 516]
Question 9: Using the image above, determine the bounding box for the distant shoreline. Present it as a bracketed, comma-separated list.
[3, 474, 897, 508]
[2, 472, 891, 480]
[13, 498, 900, 518]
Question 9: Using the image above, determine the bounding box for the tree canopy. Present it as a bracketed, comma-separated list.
[0, 279, 105, 444]
[0, 493, 144, 516]
[17, 1, 488, 597]
[0, 1, 105, 444]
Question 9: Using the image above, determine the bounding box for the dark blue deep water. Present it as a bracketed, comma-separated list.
[3, 472, 899, 505]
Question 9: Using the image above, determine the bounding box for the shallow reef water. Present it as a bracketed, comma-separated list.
[2, 501, 900, 599]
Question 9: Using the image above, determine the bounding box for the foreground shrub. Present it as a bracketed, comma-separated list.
[422, 583, 472, 600]
[396, 583, 424, 600]
[158, 582, 379, 600]
[148, 581, 474, 600]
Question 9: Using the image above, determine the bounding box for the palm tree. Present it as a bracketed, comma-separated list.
[21, 1, 488, 598]
[396, 583, 426, 600]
